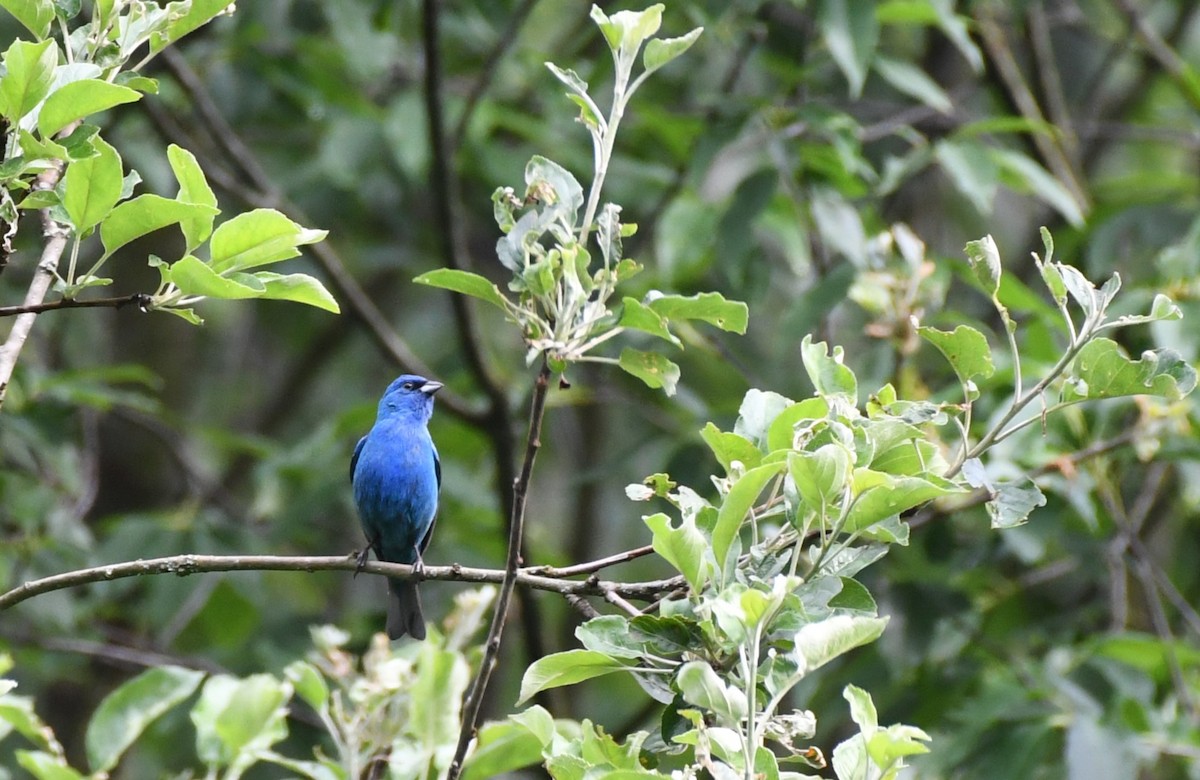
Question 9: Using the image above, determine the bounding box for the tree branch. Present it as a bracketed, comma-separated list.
[0, 550, 679, 614]
[0, 160, 73, 410]
[0, 292, 151, 317]
[448, 359, 552, 780]
[156, 48, 483, 425]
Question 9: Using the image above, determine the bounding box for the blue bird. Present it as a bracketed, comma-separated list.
[351, 374, 443, 640]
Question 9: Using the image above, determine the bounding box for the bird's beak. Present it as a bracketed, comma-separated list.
[420, 380, 444, 396]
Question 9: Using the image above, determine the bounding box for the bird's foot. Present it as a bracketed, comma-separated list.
[411, 547, 426, 582]
[354, 540, 377, 578]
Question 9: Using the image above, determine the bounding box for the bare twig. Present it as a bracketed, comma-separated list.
[448, 360, 553, 780]
[976, 8, 1090, 213]
[528, 544, 655, 578]
[156, 48, 482, 424]
[0, 550, 679, 614]
[0, 292, 150, 317]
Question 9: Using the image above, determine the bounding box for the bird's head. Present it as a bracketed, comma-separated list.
[378, 374, 443, 422]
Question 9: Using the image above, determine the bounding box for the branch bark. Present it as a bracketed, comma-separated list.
[448, 359, 552, 780]
[0, 163, 73, 410]
[0, 292, 150, 317]
[0, 549, 679, 614]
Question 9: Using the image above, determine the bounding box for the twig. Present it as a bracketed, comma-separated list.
[0, 292, 151, 317]
[527, 544, 655, 578]
[0, 550, 679, 613]
[0, 160, 74, 410]
[1111, 0, 1200, 111]
[976, 8, 1090, 213]
[156, 48, 482, 425]
[448, 359, 552, 780]
[450, 0, 539, 150]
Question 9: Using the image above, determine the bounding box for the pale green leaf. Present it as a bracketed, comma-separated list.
[618, 348, 680, 396]
[818, 0, 879, 97]
[711, 462, 786, 573]
[169, 255, 265, 300]
[874, 55, 951, 113]
[619, 297, 680, 346]
[254, 272, 340, 313]
[518, 650, 627, 704]
[414, 268, 509, 310]
[642, 28, 703, 75]
[918, 324, 996, 384]
[646, 291, 749, 334]
[62, 135, 121, 233]
[0, 39, 56, 122]
[1064, 339, 1197, 402]
[37, 79, 140, 138]
[0, 0, 55, 39]
[644, 511, 707, 591]
[100, 194, 220, 258]
[85, 666, 204, 774]
[209, 208, 327, 273]
[801, 335, 858, 402]
[167, 144, 217, 251]
[794, 615, 887, 673]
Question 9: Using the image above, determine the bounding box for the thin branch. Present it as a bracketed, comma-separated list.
[1111, 0, 1200, 111]
[156, 48, 483, 425]
[448, 359, 552, 780]
[0, 159, 73, 410]
[528, 544, 655, 578]
[0, 292, 151, 317]
[450, 0, 540, 150]
[976, 7, 1090, 213]
[0, 551, 679, 614]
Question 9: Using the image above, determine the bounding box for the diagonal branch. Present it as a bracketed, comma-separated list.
[156, 48, 483, 425]
[448, 359, 552, 780]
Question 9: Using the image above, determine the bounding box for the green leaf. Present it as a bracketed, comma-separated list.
[169, 255, 265, 300]
[986, 477, 1047, 529]
[0, 39, 56, 122]
[990, 147, 1086, 227]
[1063, 339, 1197, 402]
[644, 511, 708, 592]
[253, 272, 340, 313]
[867, 724, 931, 767]
[829, 577, 878, 613]
[711, 462, 786, 574]
[518, 650, 627, 704]
[37, 79, 140, 138]
[873, 56, 951, 113]
[414, 268, 509, 311]
[282, 662, 328, 713]
[85, 666, 205, 774]
[149, 0, 233, 53]
[462, 718, 548, 780]
[618, 348, 680, 396]
[99, 194, 220, 258]
[819, 0, 879, 97]
[794, 615, 888, 673]
[844, 473, 959, 533]
[801, 335, 858, 403]
[591, 5, 664, 55]
[190, 674, 289, 767]
[409, 643, 470, 755]
[168, 144, 217, 251]
[918, 324, 996, 384]
[676, 661, 747, 724]
[964, 234, 1002, 296]
[936, 139, 998, 216]
[843, 683, 878, 732]
[619, 297, 680, 346]
[525, 155, 583, 227]
[0, 0, 55, 38]
[545, 62, 590, 98]
[765, 398, 830, 452]
[576, 615, 642, 659]
[735, 389, 794, 448]
[1104, 293, 1183, 328]
[642, 27, 703, 75]
[646, 291, 749, 334]
[209, 208, 327, 273]
[700, 423, 763, 473]
[789, 445, 852, 510]
[62, 135, 122, 233]
[15, 751, 84, 780]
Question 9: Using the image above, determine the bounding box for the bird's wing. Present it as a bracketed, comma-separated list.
[350, 436, 366, 483]
[419, 441, 442, 556]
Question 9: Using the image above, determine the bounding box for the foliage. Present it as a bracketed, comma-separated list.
[2, 1, 1200, 779]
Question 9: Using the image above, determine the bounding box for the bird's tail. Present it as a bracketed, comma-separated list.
[386, 578, 425, 640]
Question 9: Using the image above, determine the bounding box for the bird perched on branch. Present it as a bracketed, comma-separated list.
[351, 374, 443, 640]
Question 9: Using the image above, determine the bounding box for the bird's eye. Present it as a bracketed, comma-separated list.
[402, 381, 415, 390]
